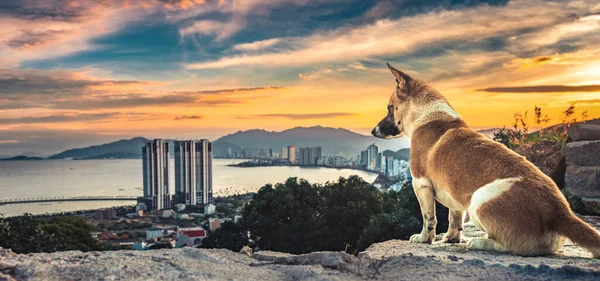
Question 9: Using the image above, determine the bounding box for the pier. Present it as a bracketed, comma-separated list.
[0, 196, 139, 206]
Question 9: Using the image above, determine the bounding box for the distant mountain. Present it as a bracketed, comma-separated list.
[47, 126, 409, 159]
[50, 137, 149, 159]
[0, 155, 44, 161]
[212, 141, 242, 155]
[477, 128, 501, 138]
[214, 126, 408, 156]
[382, 148, 411, 161]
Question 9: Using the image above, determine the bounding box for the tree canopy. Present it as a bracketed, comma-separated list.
[201, 176, 449, 254]
[0, 214, 102, 254]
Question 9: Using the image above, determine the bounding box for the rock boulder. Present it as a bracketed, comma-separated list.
[567, 119, 600, 142]
[2, 218, 600, 281]
[565, 140, 600, 214]
[565, 140, 600, 166]
[565, 165, 600, 198]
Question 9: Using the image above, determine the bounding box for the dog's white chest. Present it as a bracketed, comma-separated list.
[433, 186, 464, 211]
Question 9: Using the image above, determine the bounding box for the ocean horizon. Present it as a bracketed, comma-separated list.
[0, 158, 378, 217]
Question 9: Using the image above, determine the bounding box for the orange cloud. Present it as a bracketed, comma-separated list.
[162, 0, 206, 10]
[506, 49, 600, 71]
[233, 38, 281, 51]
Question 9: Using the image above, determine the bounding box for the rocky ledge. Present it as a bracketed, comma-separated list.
[2, 217, 600, 281]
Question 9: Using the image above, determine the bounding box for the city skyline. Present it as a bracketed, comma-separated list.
[1, 0, 599, 156]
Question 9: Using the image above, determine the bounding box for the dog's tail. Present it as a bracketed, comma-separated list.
[554, 212, 600, 258]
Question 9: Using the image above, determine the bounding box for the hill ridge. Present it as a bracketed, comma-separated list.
[48, 126, 409, 159]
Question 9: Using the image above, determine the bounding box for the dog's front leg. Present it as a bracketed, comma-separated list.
[410, 178, 437, 243]
[443, 210, 464, 243]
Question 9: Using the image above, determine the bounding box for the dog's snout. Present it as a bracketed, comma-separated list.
[371, 127, 378, 137]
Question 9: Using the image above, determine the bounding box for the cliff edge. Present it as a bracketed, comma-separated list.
[1, 217, 600, 281]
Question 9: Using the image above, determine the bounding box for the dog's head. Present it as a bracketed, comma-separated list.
[371, 63, 417, 139]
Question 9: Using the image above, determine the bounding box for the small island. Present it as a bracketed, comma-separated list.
[0, 155, 45, 161]
[227, 159, 292, 167]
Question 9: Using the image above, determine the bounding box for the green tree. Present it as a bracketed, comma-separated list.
[200, 177, 451, 254]
[200, 221, 249, 251]
[317, 176, 382, 251]
[0, 214, 101, 253]
[242, 178, 322, 254]
[0, 214, 46, 253]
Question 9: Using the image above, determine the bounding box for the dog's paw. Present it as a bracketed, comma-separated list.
[409, 233, 429, 243]
[442, 233, 462, 244]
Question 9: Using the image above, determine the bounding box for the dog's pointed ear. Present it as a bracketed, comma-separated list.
[386, 62, 412, 89]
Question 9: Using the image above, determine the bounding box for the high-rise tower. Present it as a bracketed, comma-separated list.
[174, 140, 213, 206]
[142, 139, 170, 210]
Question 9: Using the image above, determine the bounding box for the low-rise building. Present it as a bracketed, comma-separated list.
[174, 213, 191, 220]
[204, 203, 216, 215]
[89, 232, 103, 239]
[162, 209, 175, 218]
[209, 218, 222, 232]
[125, 212, 140, 219]
[146, 227, 166, 240]
[97, 208, 117, 220]
[175, 227, 207, 248]
[135, 203, 147, 212]
[174, 204, 186, 212]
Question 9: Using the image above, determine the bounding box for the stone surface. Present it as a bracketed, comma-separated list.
[567, 119, 600, 142]
[582, 198, 600, 215]
[565, 165, 600, 198]
[3, 217, 600, 280]
[514, 141, 565, 187]
[565, 140, 600, 166]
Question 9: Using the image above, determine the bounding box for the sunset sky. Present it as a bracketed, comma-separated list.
[1, 0, 599, 156]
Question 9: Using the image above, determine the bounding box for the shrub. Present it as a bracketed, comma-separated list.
[494, 105, 588, 149]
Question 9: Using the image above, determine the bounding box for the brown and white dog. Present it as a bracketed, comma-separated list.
[372, 63, 600, 258]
